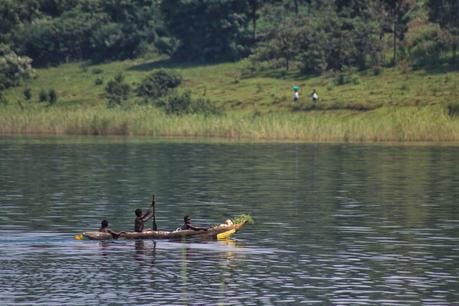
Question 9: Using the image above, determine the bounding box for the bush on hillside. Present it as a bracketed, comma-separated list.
[333, 69, 360, 85]
[105, 73, 131, 107]
[23, 88, 32, 100]
[39, 89, 49, 102]
[136, 69, 182, 99]
[156, 90, 220, 116]
[447, 103, 459, 117]
[48, 89, 58, 105]
[94, 78, 104, 86]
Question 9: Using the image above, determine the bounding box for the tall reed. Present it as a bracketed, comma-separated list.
[0, 105, 457, 142]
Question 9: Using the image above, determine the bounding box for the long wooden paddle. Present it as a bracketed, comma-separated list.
[152, 194, 158, 231]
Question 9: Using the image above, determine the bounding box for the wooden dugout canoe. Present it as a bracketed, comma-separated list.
[79, 220, 247, 241]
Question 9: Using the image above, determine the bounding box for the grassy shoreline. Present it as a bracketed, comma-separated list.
[1, 58, 458, 142]
[1, 104, 457, 142]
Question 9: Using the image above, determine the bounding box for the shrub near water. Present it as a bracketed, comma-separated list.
[105, 73, 131, 107]
[448, 103, 459, 117]
[158, 90, 220, 116]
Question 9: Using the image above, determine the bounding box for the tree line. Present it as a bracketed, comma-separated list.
[0, 0, 458, 92]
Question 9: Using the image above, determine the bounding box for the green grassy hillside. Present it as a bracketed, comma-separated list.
[1, 57, 458, 142]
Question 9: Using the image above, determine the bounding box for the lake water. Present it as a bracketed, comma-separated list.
[0, 137, 458, 305]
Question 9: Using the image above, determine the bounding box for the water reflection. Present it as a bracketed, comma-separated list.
[0, 139, 458, 304]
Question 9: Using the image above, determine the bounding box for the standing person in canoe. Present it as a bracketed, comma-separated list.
[134, 196, 156, 232]
[99, 219, 123, 239]
[179, 215, 208, 231]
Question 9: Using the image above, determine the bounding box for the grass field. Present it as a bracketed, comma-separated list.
[1, 56, 458, 142]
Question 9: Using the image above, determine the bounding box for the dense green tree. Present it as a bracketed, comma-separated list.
[289, 0, 311, 14]
[251, 18, 302, 70]
[160, 0, 250, 61]
[380, 0, 416, 65]
[334, 0, 370, 18]
[0, 0, 451, 71]
[0, 44, 34, 90]
[248, 0, 260, 41]
[38, 0, 80, 17]
[14, 12, 100, 65]
[252, 2, 382, 73]
[10, 0, 161, 65]
[427, 0, 459, 64]
[0, 0, 41, 44]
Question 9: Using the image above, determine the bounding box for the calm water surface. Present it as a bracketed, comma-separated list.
[0, 137, 458, 305]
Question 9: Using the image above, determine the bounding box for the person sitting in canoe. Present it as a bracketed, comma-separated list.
[99, 219, 123, 239]
[134, 206, 154, 232]
[179, 215, 208, 231]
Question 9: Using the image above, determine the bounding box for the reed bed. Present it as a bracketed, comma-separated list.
[0, 105, 457, 142]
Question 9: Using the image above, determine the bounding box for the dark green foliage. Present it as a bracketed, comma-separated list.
[159, 91, 192, 115]
[95, 78, 104, 86]
[0, 0, 454, 72]
[0, 44, 34, 90]
[408, 27, 450, 66]
[312, 13, 382, 71]
[0, 92, 8, 105]
[48, 89, 57, 105]
[372, 66, 383, 76]
[38, 88, 59, 104]
[38, 0, 80, 17]
[253, 5, 382, 74]
[251, 18, 301, 71]
[23, 88, 32, 100]
[10, 0, 161, 65]
[427, 0, 459, 64]
[136, 70, 182, 99]
[154, 37, 178, 56]
[0, 0, 41, 44]
[13, 13, 98, 66]
[380, 0, 416, 65]
[105, 73, 131, 107]
[191, 95, 221, 116]
[335, 0, 372, 18]
[39, 89, 49, 102]
[156, 90, 220, 116]
[447, 103, 459, 117]
[92, 68, 103, 74]
[160, 0, 250, 61]
[334, 70, 361, 85]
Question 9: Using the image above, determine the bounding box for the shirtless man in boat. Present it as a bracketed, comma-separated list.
[99, 219, 123, 238]
[134, 206, 154, 232]
[179, 215, 208, 231]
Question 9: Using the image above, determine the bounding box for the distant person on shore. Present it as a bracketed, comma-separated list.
[178, 215, 208, 231]
[293, 91, 299, 102]
[99, 219, 123, 238]
[134, 204, 154, 232]
[311, 89, 318, 104]
[293, 85, 300, 102]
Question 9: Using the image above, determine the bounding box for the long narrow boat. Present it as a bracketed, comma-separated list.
[77, 220, 248, 241]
